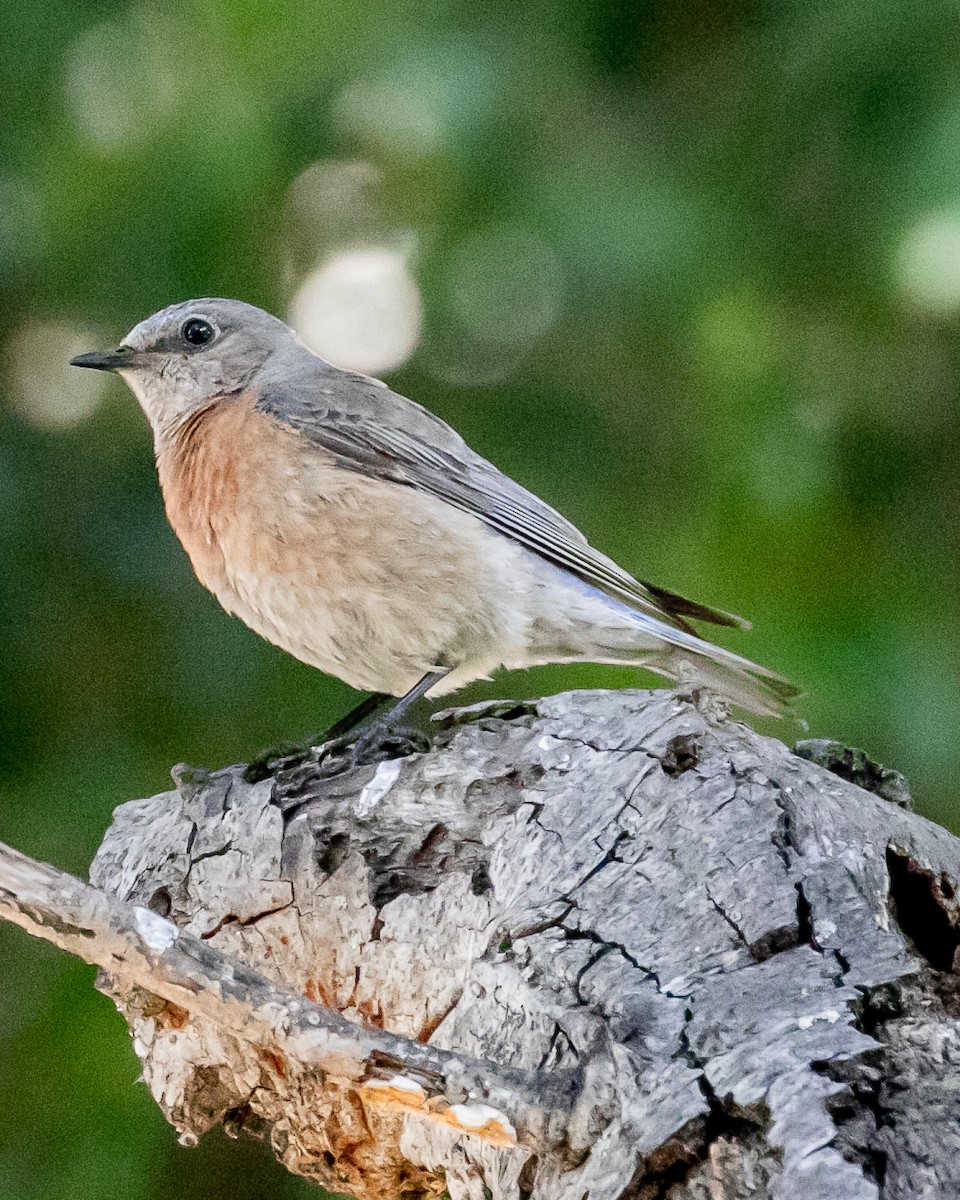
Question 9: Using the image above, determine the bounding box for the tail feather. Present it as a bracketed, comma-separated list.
[641, 644, 798, 718]
[640, 581, 751, 631]
[569, 596, 796, 717]
[630, 605, 798, 717]
[531, 565, 797, 718]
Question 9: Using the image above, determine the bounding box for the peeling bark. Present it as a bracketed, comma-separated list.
[3, 687, 960, 1199]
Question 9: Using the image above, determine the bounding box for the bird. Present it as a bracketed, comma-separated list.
[72, 298, 795, 764]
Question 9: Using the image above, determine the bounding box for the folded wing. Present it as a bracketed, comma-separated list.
[255, 372, 745, 637]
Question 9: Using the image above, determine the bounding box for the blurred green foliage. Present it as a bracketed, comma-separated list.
[3, 0, 960, 1195]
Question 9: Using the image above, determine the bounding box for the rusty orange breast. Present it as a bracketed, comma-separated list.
[155, 392, 301, 593]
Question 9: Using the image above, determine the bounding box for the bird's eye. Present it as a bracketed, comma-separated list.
[181, 318, 215, 347]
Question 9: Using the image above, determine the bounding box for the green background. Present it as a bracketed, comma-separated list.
[2, 1, 960, 1196]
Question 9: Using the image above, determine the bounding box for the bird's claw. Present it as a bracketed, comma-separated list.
[243, 740, 317, 783]
[313, 725, 431, 778]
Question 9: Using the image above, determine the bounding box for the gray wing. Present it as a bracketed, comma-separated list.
[254, 371, 743, 633]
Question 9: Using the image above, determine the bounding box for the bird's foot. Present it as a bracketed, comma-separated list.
[314, 724, 431, 778]
[243, 738, 320, 783]
[244, 722, 432, 784]
[243, 676, 442, 783]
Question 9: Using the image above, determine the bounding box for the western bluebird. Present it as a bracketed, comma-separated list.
[72, 299, 794, 758]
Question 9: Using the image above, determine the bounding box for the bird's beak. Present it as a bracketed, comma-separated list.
[70, 345, 143, 372]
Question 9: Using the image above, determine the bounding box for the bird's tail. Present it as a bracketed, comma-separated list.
[535, 582, 797, 717]
[638, 641, 798, 718]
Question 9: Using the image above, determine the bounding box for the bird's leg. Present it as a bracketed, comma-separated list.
[320, 691, 392, 742]
[244, 673, 450, 783]
[316, 669, 450, 776]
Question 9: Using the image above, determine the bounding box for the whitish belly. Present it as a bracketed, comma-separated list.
[203, 471, 536, 695]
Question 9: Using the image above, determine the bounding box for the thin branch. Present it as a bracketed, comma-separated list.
[0, 839, 574, 1148]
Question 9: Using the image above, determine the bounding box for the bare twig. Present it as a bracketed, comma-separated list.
[0, 839, 571, 1152]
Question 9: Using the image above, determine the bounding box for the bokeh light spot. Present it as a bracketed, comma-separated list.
[896, 210, 960, 312]
[5, 321, 109, 427]
[446, 226, 563, 346]
[331, 43, 497, 161]
[281, 159, 396, 289]
[64, 13, 180, 151]
[289, 247, 422, 374]
[286, 160, 383, 240]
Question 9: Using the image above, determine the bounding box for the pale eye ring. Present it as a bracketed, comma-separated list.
[181, 318, 215, 347]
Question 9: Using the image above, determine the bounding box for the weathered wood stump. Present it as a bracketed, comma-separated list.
[6, 687, 960, 1199]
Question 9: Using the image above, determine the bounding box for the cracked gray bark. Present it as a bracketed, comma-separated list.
[6, 687, 960, 1199]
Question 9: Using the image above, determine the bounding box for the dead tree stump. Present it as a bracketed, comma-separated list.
[5, 687, 960, 1199]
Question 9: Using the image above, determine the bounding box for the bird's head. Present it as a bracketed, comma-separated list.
[71, 298, 307, 439]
